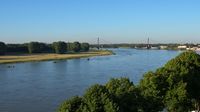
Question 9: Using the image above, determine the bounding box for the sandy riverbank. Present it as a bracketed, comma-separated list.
[0, 50, 113, 64]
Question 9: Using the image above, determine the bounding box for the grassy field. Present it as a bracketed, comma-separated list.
[0, 50, 113, 64]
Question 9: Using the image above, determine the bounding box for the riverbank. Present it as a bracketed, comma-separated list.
[0, 50, 113, 64]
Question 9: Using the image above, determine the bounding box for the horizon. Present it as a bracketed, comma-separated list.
[1, 0, 200, 43]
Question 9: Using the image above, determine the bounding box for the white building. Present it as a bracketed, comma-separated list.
[187, 47, 198, 51]
[178, 45, 187, 49]
[160, 46, 168, 49]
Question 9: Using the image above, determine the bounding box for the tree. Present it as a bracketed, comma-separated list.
[139, 70, 167, 112]
[81, 43, 90, 51]
[0, 42, 6, 55]
[72, 42, 81, 52]
[105, 78, 142, 112]
[28, 42, 47, 53]
[58, 96, 84, 112]
[164, 81, 191, 112]
[52, 41, 67, 54]
[139, 51, 200, 111]
[67, 42, 74, 52]
[59, 84, 119, 112]
[6, 44, 28, 53]
[82, 84, 119, 112]
[164, 51, 200, 111]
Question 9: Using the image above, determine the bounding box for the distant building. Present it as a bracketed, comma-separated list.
[160, 46, 168, 49]
[187, 47, 198, 51]
[178, 45, 187, 49]
[151, 47, 159, 50]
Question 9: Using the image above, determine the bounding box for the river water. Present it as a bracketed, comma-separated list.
[0, 49, 180, 112]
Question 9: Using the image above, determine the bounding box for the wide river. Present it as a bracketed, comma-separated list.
[0, 49, 181, 112]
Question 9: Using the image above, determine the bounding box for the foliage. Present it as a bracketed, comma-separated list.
[72, 42, 81, 52]
[164, 81, 191, 112]
[0, 41, 90, 54]
[58, 84, 119, 112]
[59, 78, 146, 112]
[0, 42, 7, 55]
[81, 43, 90, 51]
[140, 51, 200, 111]
[6, 44, 28, 53]
[53, 41, 67, 54]
[82, 84, 119, 112]
[105, 78, 142, 112]
[139, 70, 168, 112]
[28, 42, 48, 53]
[58, 96, 83, 112]
[67, 42, 74, 51]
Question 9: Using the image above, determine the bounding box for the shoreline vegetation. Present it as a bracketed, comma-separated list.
[0, 50, 113, 64]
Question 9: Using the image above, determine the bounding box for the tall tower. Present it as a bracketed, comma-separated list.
[97, 37, 100, 50]
[147, 38, 150, 49]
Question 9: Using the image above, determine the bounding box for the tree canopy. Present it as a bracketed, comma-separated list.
[52, 41, 67, 54]
[0, 42, 6, 55]
[28, 42, 48, 53]
[81, 43, 90, 51]
[140, 51, 200, 112]
[72, 42, 81, 52]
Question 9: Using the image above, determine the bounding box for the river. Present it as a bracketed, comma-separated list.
[0, 49, 180, 112]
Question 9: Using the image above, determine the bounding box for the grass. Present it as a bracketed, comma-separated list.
[0, 50, 113, 64]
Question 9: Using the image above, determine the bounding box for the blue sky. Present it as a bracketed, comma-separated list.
[0, 0, 200, 44]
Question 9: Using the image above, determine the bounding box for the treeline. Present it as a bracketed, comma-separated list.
[0, 41, 89, 55]
[59, 51, 200, 112]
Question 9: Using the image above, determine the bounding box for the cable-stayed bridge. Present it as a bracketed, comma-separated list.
[91, 38, 160, 49]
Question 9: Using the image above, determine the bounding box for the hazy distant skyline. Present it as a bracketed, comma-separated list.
[0, 0, 200, 44]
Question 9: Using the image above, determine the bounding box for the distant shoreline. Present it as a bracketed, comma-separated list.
[0, 50, 113, 64]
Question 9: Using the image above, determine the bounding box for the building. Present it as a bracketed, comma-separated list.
[160, 46, 168, 49]
[178, 45, 187, 49]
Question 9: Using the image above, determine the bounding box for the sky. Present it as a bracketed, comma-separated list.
[0, 0, 200, 44]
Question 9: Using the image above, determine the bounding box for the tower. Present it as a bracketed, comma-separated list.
[97, 37, 100, 50]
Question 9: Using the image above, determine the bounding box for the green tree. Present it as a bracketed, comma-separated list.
[105, 78, 141, 112]
[164, 81, 191, 112]
[72, 42, 81, 52]
[139, 70, 167, 112]
[67, 42, 74, 52]
[53, 41, 67, 54]
[28, 42, 47, 53]
[58, 96, 83, 112]
[164, 51, 200, 111]
[82, 84, 119, 112]
[139, 51, 200, 111]
[0, 42, 7, 55]
[81, 43, 90, 51]
[6, 44, 28, 53]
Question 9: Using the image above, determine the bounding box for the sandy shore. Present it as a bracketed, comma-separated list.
[0, 50, 113, 64]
